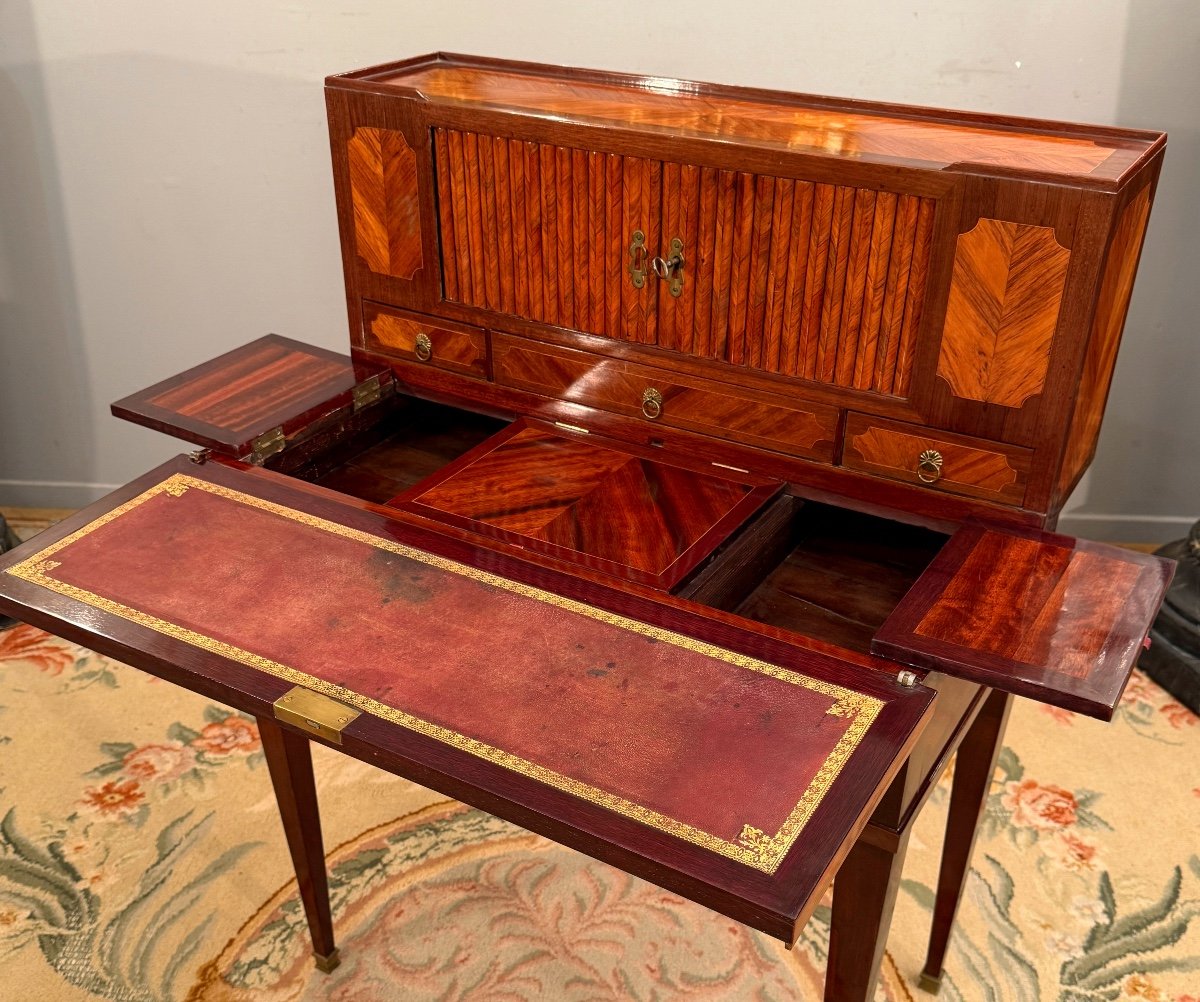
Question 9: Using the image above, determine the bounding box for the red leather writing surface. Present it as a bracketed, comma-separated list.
[12, 473, 882, 873]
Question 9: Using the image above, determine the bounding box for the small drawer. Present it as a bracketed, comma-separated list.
[363, 302, 488, 379]
[841, 413, 1031, 505]
[492, 334, 839, 463]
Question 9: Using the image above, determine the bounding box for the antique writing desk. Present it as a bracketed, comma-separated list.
[0, 55, 1175, 1000]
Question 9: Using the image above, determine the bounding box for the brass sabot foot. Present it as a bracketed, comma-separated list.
[917, 970, 943, 994]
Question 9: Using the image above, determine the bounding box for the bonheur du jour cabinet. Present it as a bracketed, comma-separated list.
[0, 54, 1173, 1000]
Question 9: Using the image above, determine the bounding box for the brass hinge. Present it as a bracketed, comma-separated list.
[352, 374, 382, 412]
[250, 426, 286, 463]
[273, 686, 361, 745]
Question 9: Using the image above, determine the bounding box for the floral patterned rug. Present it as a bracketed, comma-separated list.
[1, 621, 1198, 1002]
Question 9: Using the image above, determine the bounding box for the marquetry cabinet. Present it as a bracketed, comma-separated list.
[326, 53, 1163, 524]
[0, 53, 1173, 1002]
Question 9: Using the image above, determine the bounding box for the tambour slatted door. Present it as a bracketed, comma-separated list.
[433, 128, 660, 345]
[434, 128, 937, 399]
[655, 171, 936, 396]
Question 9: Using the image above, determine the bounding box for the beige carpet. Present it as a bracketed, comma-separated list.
[0, 524, 1198, 1001]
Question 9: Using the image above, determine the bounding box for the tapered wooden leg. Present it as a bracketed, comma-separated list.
[825, 827, 912, 1002]
[919, 688, 1012, 993]
[258, 716, 339, 973]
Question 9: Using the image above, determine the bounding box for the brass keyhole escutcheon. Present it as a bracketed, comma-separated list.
[651, 237, 685, 297]
[628, 230, 648, 289]
[917, 449, 944, 483]
[414, 332, 433, 362]
[641, 387, 663, 420]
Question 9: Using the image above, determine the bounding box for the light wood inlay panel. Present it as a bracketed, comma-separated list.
[436, 128, 934, 396]
[347, 127, 423, 281]
[937, 219, 1071, 409]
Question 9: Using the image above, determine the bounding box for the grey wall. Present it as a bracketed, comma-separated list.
[1, 1, 1195, 539]
[1057, 0, 1200, 540]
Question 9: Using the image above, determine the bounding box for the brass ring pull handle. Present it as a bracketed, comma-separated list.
[641, 387, 663, 420]
[916, 449, 944, 483]
[650, 237, 685, 297]
[414, 332, 433, 362]
[628, 230, 648, 289]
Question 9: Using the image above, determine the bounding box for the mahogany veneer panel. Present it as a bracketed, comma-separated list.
[435, 130, 658, 345]
[0, 457, 934, 941]
[873, 521, 1174, 718]
[111, 335, 392, 458]
[350, 56, 1156, 182]
[395, 419, 781, 590]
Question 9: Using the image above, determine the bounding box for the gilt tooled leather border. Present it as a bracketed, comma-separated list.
[6, 473, 883, 874]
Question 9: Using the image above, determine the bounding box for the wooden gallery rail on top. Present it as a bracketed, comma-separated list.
[0, 54, 1175, 1002]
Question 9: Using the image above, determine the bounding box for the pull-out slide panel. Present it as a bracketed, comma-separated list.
[874, 520, 1173, 719]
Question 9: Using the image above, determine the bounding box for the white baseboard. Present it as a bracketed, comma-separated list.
[1056, 511, 1195, 544]
[0, 480, 121, 509]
